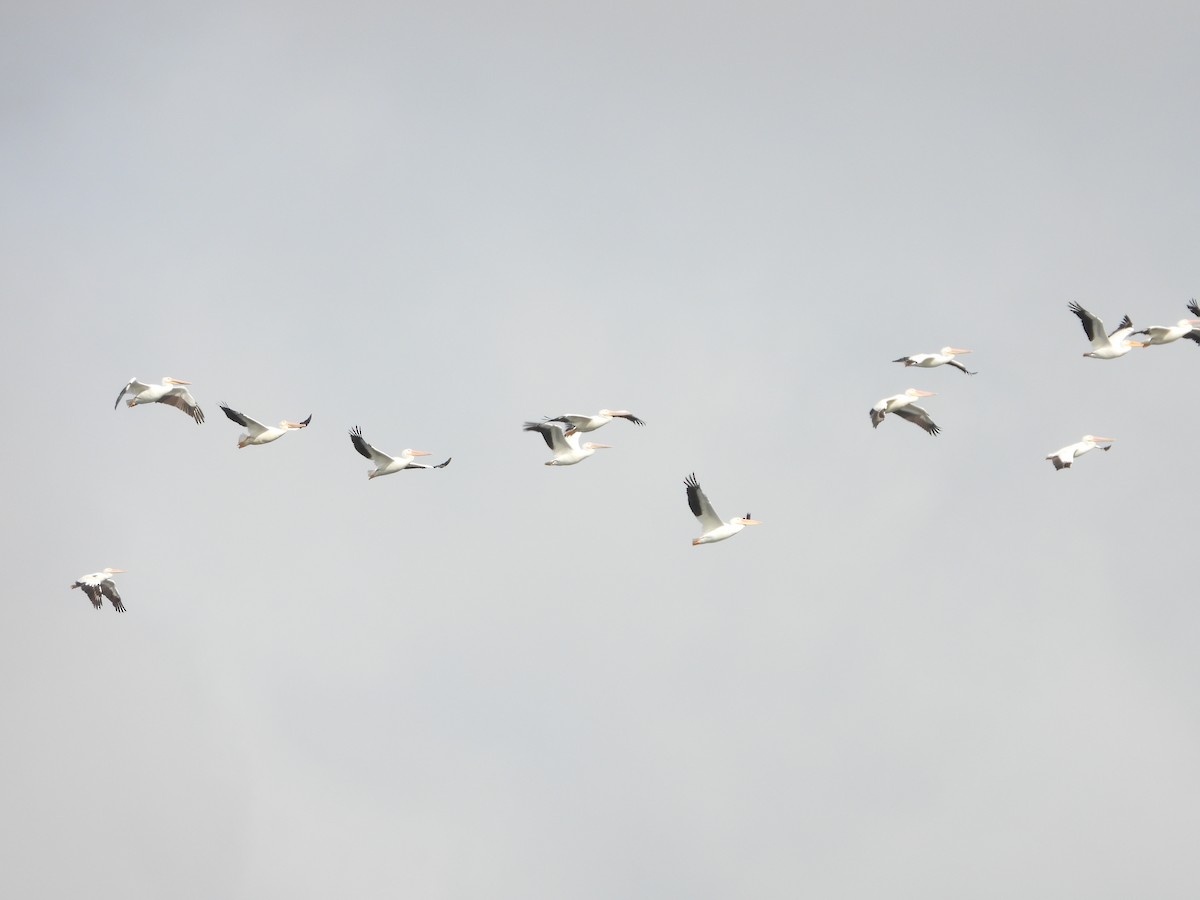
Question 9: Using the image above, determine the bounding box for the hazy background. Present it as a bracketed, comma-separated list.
[3, 1, 1199, 896]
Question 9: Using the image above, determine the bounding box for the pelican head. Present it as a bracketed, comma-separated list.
[1083, 435, 1115, 443]
[281, 419, 310, 430]
[163, 377, 191, 385]
[941, 347, 971, 356]
[599, 409, 632, 417]
[583, 442, 612, 450]
[736, 515, 762, 526]
[403, 450, 431, 458]
[905, 389, 936, 398]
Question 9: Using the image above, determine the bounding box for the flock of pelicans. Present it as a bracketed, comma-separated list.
[71, 300, 1199, 612]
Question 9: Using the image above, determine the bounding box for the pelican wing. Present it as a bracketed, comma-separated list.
[1049, 450, 1072, 470]
[161, 386, 204, 423]
[892, 404, 940, 435]
[100, 579, 125, 613]
[220, 404, 269, 436]
[1184, 330, 1200, 346]
[1108, 314, 1135, 343]
[1188, 299, 1200, 318]
[613, 412, 645, 426]
[114, 378, 147, 409]
[524, 421, 570, 453]
[1069, 303, 1105, 347]
[349, 427, 393, 466]
[546, 414, 593, 429]
[75, 581, 103, 609]
[684, 474, 724, 532]
[946, 358, 976, 375]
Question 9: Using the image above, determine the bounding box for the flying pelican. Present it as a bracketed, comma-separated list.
[1069, 303, 1145, 359]
[523, 421, 611, 465]
[1046, 435, 1114, 470]
[349, 426, 451, 478]
[114, 377, 204, 423]
[220, 404, 311, 447]
[1131, 302, 1200, 346]
[70, 568, 127, 612]
[869, 389, 940, 435]
[684, 474, 761, 546]
[892, 347, 976, 375]
[543, 410, 645, 436]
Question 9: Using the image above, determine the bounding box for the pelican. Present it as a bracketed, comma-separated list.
[1069, 303, 1145, 358]
[684, 474, 761, 546]
[523, 421, 611, 465]
[114, 377, 204, 423]
[70, 568, 127, 612]
[220, 404, 311, 447]
[869, 389, 940, 435]
[1131, 303, 1200, 346]
[892, 347, 976, 374]
[349, 426, 451, 478]
[544, 410, 645, 436]
[1046, 435, 1114, 470]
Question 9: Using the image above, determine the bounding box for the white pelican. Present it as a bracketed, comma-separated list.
[869, 389, 940, 435]
[220, 404, 311, 447]
[892, 347, 976, 375]
[1131, 301, 1200, 346]
[114, 377, 204, 423]
[1069, 303, 1145, 358]
[70, 568, 127, 612]
[349, 426, 451, 478]
[1046, 435, 1114, 470]
[685, 474, 761, 546]
[523, 421, 611, 465]
[544, 410, 645, 435]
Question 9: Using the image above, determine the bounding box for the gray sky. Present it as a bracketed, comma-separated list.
[3, 1, 1200, 897]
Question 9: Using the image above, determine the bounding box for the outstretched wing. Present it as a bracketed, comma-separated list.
[523, 421, 568, 453]
[74, 581, 103, 609]
[349, 426, 393, 465]
[161, 386, 204, 423]
[114, 378, 144, 410]
[892, 404, 941, 436]
[613, 412, 646, 426]
[1069, 302, 1103, 346]
[1188, 299, 1200, 318]
[220, 404, 268, 436]
[1108, 314, 1134, 342]
[546, 414, 591, 429]
[684, 474, 724, 532]
[100, 579, 125, 613]
[946, 359, 976, 375]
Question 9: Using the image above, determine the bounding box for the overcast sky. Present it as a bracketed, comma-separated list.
[4, 1, 1200, 897]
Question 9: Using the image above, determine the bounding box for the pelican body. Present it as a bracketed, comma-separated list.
[685, 474, 761, 545]
[114, 377, 204, 423]
[1070, 303, 1145, 358]
[544, 410, 645, 436]
[1046, 435, 1114, 470]
[893, 347, 976, 375]
[70, 568, 127, 612]
[1131, 316, 1200, 347]
[869, 389, 940, 435]
[220, 404, 311, 447]
[523, 421, 611, 465]
[349, 426, 451, 478]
